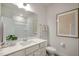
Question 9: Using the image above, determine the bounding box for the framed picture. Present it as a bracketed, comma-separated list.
[56, 8, 79, 38]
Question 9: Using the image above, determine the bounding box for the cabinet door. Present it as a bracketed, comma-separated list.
[34, 49, 41, 56]
[26, 53, 34, 56]
[34, 48, 46, 56]
[7, 49, 25, 56]
[40, 48, 46, 56]
[25, 44, 39, 55]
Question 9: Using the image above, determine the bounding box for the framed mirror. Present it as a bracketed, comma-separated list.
[56, 8, 79, 38]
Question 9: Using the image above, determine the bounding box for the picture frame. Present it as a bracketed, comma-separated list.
[56, 8, 79, 38]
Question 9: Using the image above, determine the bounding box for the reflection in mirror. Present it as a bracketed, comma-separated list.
[1, 3, 37, 42]
[0, 19, 3, 43]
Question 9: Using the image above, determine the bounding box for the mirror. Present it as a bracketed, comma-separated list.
[0, 20, 3, 43]
[56, 8, 79, 38]
[1, 3, 37, 42]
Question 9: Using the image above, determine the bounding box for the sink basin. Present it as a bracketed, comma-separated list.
[19, 40, 36, 46]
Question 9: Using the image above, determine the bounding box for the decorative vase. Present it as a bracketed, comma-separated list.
[6, 40, 17, 46]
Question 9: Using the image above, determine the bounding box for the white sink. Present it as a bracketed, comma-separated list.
[19, 40, 36, 46]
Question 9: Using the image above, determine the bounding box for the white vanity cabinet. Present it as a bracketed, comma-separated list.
[7, 49, 25, 56]
[0, 38, 47, 56]
[33, 41, 47, 56]
[25, 39, 47, 56]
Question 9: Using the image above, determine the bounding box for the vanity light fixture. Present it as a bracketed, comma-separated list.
[13, 3, 32, 11]
[23, 3, 27, 6]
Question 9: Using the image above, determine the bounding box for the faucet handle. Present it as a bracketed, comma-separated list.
[0, 42, 6, 49]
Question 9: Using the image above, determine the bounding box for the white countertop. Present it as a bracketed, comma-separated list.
[0, 38, 47, 56]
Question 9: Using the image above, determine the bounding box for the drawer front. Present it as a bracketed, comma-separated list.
[7, 49, 25, 56]
[39, 41, 47, 48]
[25, 44, 39, 55]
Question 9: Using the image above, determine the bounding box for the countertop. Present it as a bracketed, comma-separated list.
[0, 38, 47, 56]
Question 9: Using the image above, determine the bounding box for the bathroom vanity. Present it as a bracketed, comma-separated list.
[0, 38, 47, 56]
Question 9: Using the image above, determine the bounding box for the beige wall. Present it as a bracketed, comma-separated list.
[46, 3, 79, 56]
[30, 4, 47, 25]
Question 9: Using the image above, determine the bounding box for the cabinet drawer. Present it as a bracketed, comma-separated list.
[25, 44, 39, 55]
[39, 41, 47, 48]
[7, 49, 25, 56]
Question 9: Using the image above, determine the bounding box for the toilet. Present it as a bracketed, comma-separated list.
[46, 46, 57, 56]
[46, 46, 66, 56]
